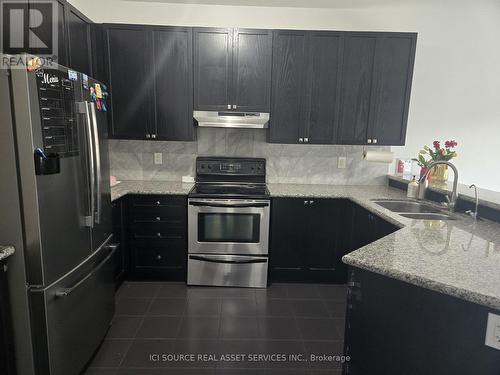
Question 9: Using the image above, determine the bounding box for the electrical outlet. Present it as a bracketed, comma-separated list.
[485, 312, 500, 350]
[338, 157, 347, 169]
[154, 153, 163, 165]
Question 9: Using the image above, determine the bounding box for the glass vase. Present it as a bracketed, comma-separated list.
[429, 164, 449, 183]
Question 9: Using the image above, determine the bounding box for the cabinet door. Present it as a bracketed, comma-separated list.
[269, 30, 308, 144]
[337, 33, 377, 145]
[232, 28, 272, 112]
[151, 27, 194, 141]
[67, 4, 92, 76]
[304, 199, 345, 282]
[304, 31, 343, 144]
[105, 25, 151, 139]
[193, 28, 233, 111]
[270, 198, 305, 281]
[349, 204, 377, 251]
[369, 33, 416, 146]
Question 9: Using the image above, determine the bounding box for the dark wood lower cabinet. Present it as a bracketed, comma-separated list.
[0, 260, 16, 375]
[344, 267, 500, 375]
[112, 198, 127, 289]
[127, 195, 187, 281]
[270, 198, 398, 283]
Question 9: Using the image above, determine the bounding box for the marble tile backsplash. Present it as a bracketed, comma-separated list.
[109, 128, 390, 185]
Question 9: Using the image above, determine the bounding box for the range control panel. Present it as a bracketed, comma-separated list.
[196, 157, 266, 182]
[35, 69, 78, 157]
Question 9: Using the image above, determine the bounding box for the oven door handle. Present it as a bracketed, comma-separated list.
[189, 202, 269, 208]
[189, 255, 267, 264]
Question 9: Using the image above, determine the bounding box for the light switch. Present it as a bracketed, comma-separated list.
[154, 153, 163, 165]
[485, 312, 500, 350]
[338, 157, 347, 169]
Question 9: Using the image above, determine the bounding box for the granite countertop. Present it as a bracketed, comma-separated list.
[0, 245, 15, 261]
[112, 180, 500, 310]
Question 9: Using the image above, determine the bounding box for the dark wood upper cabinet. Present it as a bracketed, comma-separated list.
[232, 28, 272, 112]
[104, 25, 152, 140]
[151, 26, 194, 141]
[193, 27, 272, 112]
[269, 30, 308, 144]
[368, 33, 416, 146]
[304, 31, 343, 144]
[66, 4, 93, 76]
[337, 33, 377, 145]
[193, 28, 233, 111]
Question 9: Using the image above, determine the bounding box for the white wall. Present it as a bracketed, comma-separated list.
[69, 0, 500, 191]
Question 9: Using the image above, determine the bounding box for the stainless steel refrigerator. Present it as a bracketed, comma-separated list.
[1, 56, 116, 375]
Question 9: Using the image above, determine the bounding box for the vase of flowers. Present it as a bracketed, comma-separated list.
[412, 140, 458, 183]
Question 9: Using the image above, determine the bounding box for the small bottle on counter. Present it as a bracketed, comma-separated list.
[407, 176, 419, 199]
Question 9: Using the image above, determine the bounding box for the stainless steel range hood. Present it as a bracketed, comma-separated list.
[194, 110, 269, 129]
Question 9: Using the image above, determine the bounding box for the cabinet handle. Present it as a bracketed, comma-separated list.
[373, 139, 377, 144]
[299, 138, 303, 143]
[152, 134, 157, 139]
[156, 232, 161, 238]
[310, 200, 314, 205]
[156, 254, 162, 260]
[348, 281, 361, 288]
[146, 134, 151, 139]
[367, 139, 372, 144]
[304, 200, 309, 205]
[156, 201, 161, 206]
[155, 216, 161, 221]
[304, 138, 309, 143]
[232, 104, 237, 109]
[227, 104, 231, 110]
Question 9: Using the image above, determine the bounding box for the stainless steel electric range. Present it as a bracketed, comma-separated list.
[187, 157, 270, 288]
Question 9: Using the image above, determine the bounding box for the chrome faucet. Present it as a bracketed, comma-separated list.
[465, 184, 479, 219]
[418, 161, 459, 213]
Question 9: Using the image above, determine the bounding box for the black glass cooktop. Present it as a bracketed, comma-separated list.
[189, 183, 270, 199]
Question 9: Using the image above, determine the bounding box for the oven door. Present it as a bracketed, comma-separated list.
[188, 199, 270, 255]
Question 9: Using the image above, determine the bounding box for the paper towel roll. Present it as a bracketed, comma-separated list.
[363, 151, 394, 163]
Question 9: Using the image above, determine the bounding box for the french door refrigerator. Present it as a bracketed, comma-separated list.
[2, 56, 115, 375]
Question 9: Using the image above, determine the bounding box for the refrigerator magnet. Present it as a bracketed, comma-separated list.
[68, 70, 78, 81]
[95, 84, 103, 99]
[82, 74, 89, 90]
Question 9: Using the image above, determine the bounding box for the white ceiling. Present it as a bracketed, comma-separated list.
[119, 0, 412, 8]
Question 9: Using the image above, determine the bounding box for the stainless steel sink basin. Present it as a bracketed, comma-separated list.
[399, 213, 456, 221]
[372, 200, 442, 214]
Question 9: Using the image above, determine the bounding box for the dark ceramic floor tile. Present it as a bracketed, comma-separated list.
[156, 283, 189, 298]
[115, 298, 151, 316]
[136, 317, 182, 339]
[220, 316, 260, 339]
[218, 288, 256, 299]
[106, 316, 143, 339]
[187, 287, 226, 299]
[217, 370, 265, 374]
[118, 370, 214, 375]
[316, 285, 347, 301]
[117, 283, 161, 299]
[185, 298, 221, 316]
[221, 298, 258, 316]
[148, 299, 186, 316]
[291, 300, 330, 318]
[258, 317, 301, 340]
[171, 340, 220, 368]
[255, 299, 293, 317]
[286, 284, 321, 300]
[120, 339, 175, 367]
[177, 316, 220, 339]
[310, 370, 342, 375]
[297, 318, 344, 341]
[323, 300, 346, 319]
[255, 284, 288, 300]
[263, 370, 311, 375]
[88, 339, 133, 367]
[304, 340, 345, 370]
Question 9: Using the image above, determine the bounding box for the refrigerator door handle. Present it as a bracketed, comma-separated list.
[82, 102, 95, 228]
[89, 102, 101, 224]
[54, 245, 116, 298]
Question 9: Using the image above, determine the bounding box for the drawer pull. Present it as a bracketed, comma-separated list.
[155, 216, 161, 221]
[156, 232, 162, 238]
[156, 254, 163, 260]
[156, 201, 161, 206]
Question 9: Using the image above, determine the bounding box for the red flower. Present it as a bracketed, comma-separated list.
[433, 141, 441, 149]
[445, 140, 458, 148]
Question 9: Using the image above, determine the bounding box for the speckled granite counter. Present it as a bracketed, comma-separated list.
[0, 246, 15, 261]
[111, 180, 194, 201]
[112, 181, 500, 310]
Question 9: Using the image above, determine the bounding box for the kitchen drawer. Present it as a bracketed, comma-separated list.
[131, 222, 185, 240]
[130, 195, 186, 208]
[130, 206, 186, 223]
[132, 240, 186, 270]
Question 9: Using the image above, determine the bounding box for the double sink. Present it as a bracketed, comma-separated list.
[372, 200, 456, 221]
